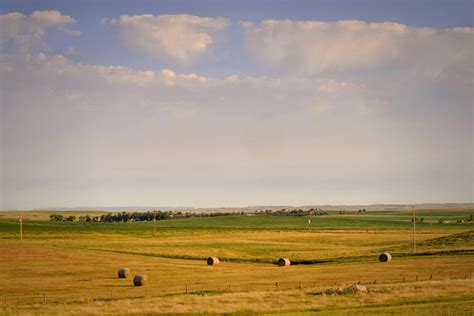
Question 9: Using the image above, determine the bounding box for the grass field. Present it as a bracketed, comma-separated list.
[0, 209, 473, 315]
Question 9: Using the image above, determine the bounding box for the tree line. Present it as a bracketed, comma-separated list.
[255, 209, 328, 216]
[49, 211, 235, 223]
[48, 208, 329, 222]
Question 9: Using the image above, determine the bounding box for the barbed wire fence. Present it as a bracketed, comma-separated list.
[2, 272, 472, 307]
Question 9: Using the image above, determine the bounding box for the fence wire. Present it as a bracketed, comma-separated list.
[2, 272, 472, 307]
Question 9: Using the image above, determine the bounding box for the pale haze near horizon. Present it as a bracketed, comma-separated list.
[0, 1, 473, 210]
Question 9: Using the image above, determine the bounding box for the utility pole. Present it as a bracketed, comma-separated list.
[19, 211, 23, 244]
[412, 206, 416, 252]
[153, 209, 157, 239]
[430, 210, 433, 233]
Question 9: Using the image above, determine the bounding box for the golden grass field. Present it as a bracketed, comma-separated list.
[0, 209, 473, 315]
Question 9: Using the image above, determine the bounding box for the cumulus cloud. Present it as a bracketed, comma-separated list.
[106, 14, 229, 64]
[0, 52, 213, 90]
[242, 19, 474, 75]
[0, 10, 79, 52]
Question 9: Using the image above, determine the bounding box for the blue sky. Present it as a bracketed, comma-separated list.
[1, 1, 472, 209]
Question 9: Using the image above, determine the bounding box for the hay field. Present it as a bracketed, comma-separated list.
[0, 210, 473, 315]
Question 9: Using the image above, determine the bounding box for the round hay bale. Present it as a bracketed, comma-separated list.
[117, 267, 130, 279]
[133, 274, 148, 286]
[379, 252, 392, 262]
[207, 257, 220, 265]
[277, 258, 291, 266]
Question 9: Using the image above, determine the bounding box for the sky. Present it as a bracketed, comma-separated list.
[0, 0, 473, 209]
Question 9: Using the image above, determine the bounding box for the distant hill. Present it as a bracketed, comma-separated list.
[175, 203, 474, 212]
[298, 203, 474, 211]
[32, 206, 191, 211]
[193, 203, 474, 213]
[9, 202, 472, 213]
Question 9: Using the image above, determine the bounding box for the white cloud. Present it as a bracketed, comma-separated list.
[107, 14, 229, 64]
[30, 10, 75, 25]
[2, 52, 362, 115]
[0, 10, 79, 52]
[242, 19, 474, 75]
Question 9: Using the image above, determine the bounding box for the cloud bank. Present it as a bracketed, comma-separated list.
[242, 19, 473, 76]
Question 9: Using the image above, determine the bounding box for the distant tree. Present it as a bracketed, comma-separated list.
[79, 215, 92, 222]
[49, 214, 64, 221]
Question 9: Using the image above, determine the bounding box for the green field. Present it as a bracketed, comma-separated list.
[0, 209, 473, 315]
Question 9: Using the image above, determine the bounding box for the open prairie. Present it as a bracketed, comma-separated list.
[0, 209, 473, 315]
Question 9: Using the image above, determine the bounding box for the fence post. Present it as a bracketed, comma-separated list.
[43, 293, 46, 304]
[275, 282, 278, 288]
[430, 274, 433, 280]
[228, 284, 231, 291]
